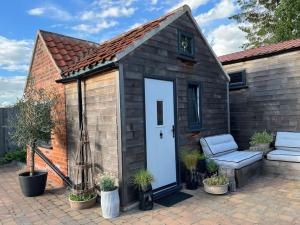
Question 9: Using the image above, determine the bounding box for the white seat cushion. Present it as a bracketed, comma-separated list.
[212, 151, 263, 169]
[267, 149, 300, 162]
[200, 134, 238, 157]
[275, 132, 300, 152]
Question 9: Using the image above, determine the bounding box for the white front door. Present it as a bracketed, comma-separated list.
[144, 78, 177, 190]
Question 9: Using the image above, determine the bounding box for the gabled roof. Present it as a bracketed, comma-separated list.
[39, 30, 99, 71]
[61, 8, 180, 77]
[219, 38, 300, 65]
[33, 5, 229, 81]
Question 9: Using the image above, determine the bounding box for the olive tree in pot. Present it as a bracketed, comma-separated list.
[132, 169, 154, 211]
[99, 175, 120, 219]
[9, 80, 57, 197]
[180, 148, 201, 190]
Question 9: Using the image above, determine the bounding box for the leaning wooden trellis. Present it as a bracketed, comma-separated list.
[72, 114, 95, 196]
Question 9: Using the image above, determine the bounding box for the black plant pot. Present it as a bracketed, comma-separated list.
[138, 184, 153, 211]
[185, 170, 198, 190]
[19, 171, 48, 197]
[197, 159, 206, 173]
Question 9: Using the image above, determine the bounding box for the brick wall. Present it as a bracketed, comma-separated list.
[27, 35, 67, 186]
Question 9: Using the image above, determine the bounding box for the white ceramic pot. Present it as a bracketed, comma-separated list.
[101, 189, 120, 219]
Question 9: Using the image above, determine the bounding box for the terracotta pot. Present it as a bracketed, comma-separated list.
[69, 194, 97, 210]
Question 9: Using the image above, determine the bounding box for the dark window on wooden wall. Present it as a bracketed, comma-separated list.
[178, 30, 195, 58]
[187, 83, 202, 131]
[229, 70, 247, 89]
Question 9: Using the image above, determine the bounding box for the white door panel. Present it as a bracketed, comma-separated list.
[145, 78, 176, 190]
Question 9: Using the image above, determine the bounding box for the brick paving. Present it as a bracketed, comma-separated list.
[1, 165, 300, 225]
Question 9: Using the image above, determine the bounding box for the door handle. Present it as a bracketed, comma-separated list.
[172, 125, 175, 138]
[160, 130, 163, 139]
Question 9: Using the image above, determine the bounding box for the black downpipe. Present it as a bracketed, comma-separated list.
[77, 79, 83, 128]
[34, 148, 73, 187]
[77, 79, 85, 189]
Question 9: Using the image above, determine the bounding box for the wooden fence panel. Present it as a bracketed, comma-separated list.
[0, 107, 17, 155]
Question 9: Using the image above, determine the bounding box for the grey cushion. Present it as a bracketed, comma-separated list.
[212, 151, 263, 169]
[200, 134, 238, 157]
[267, 149, 300, 162]
[275, 132, 300, 152]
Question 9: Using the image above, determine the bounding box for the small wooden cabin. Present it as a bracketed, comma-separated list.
[28, 5, 229, 208]
[219, 39, 300, 149]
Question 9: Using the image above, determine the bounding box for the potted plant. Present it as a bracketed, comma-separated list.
[203, 175, 229, 195]
[249, 130, 273, 153]
[206, 159, 218, 177]
[180, 148, 201, 190]
[69, 192, 97, 210]
[9, 80, 57, 197]
[99, 175, 120, 219]
[197, 153, 206, 173]
[132, 169, 154, 211]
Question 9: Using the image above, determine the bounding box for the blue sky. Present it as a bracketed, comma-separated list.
[0, 0, 246, 106]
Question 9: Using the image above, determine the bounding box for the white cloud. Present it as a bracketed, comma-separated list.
[0, 76, 26, 107]
[207, 23, 247, 56]
[80, 7, 135, 20]
[151, 0, 158, 4]
[169, 0, 209, 11]
[195, 0, 236, 26]
[27, 5, 72, 21]
[0, 36, 33, 72]
[27, 7, 45, 16]
[72, 21, 118, 34]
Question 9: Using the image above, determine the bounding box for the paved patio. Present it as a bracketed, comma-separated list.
[1, 165, 300, 225]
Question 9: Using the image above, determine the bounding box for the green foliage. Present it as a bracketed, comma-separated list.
[204, 175, 229, 186]
[9, 79, 58, 147]
[206, 159, 218, 173]
[0, 148, 26, 165]
[250, 131, 273, 145]
[99, 176, 117, 192]
[180, 148, 202, 171]
[230, 0, 300, 49]
[69, 192, 96, 201]
[132, 169, 154, 191]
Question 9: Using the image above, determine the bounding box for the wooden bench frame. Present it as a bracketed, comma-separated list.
[263, 159, 300, 180]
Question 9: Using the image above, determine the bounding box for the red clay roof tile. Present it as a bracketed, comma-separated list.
[218, 38, 300, 64]
[39, 30, 99, 71]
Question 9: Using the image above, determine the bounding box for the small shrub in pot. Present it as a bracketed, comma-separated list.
[250, 131, 273, 152]
[206, 159, 218, 177]
[132, 169, 154, 211]
[203, 175, 229, 195]
[69, 192, 97, 210]
[99, 175, 120, 219]
[180, 148, 201, 190]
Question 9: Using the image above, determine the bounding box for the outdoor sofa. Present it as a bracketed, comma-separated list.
[200, 134, 263, 187]
[265, 131, 300, 180]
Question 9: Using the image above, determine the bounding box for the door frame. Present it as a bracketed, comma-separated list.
[143, 75, 181, 197]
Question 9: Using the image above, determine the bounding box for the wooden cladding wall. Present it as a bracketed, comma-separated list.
[120, 13, 229, 205]
[224, 50, 300, 149]
[65, 70, 119, 181]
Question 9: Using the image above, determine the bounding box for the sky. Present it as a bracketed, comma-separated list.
[0, 0, 247, 107]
